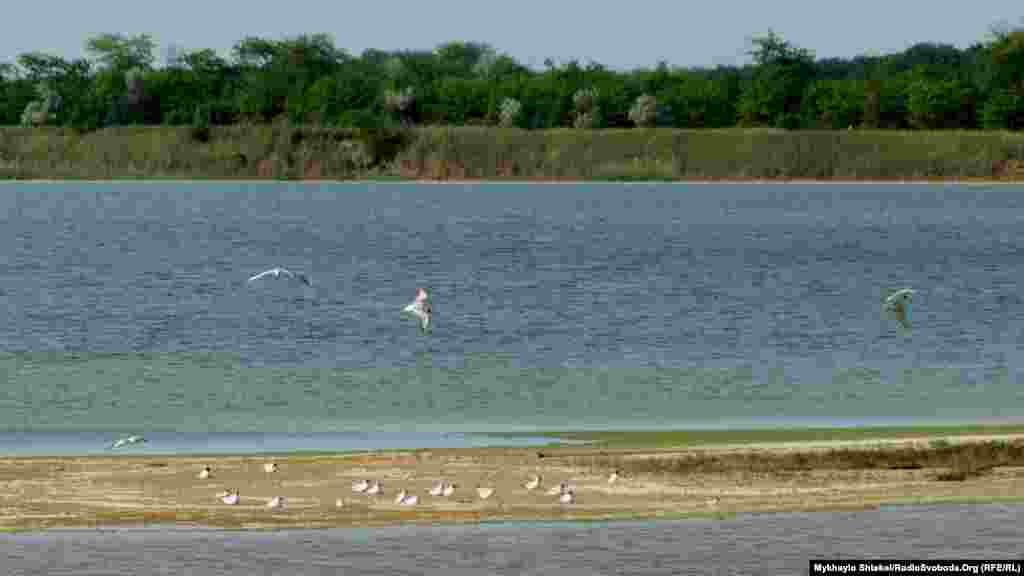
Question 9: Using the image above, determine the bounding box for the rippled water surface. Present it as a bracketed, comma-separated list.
[2, 183, 1024, 445]
[3, 503, 1021, 575]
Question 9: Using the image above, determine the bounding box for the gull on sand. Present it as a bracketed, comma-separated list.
[547, 482, 568, 496]
[394, 489, 418, 505]
[442, 483, 456, 497]
[428, 481, 445, 497]
[266, 496, 285, 509]
[366, 481, 382, 495]
[263, 462, 278, 474]
[476, 486, 494, 500]
[220, 490, 240, 505]
[198, 466, 212, 480]
[524, 475, 541, 491]
[352, 479, 370, 493]
[559, 490, 575, 505]
[246, 267, 311, 287]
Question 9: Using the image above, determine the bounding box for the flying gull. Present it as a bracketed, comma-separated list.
[247, 267, 311, 287]
[109, 435, 146, 450]
[884, 288, 916, 330]
[402, 288, 432, 332]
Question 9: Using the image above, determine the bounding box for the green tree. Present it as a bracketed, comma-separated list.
[906, 68, 978, 129]
[738, 31, 815, 127]
[808, 79, 863, 128]
[85, 33, 156, 70]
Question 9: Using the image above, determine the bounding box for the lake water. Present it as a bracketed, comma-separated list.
[3, 183, 1024, 454]
[3, 503, 1021, 574]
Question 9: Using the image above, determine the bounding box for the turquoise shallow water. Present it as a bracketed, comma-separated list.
[2, 183, 1024, 450]
[3, 503, 1021, 574]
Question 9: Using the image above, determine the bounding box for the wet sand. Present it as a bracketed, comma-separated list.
[2, 432, 1023, 531]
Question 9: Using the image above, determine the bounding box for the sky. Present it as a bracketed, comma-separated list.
[1, 0, 1021, 71]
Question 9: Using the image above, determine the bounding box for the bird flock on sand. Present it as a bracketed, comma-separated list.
[191, 463, 617, 511]
[106, 265, 920, 514]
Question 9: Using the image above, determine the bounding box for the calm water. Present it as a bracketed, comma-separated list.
[3, 503, 1021, 574]
[3, 183, 1024, 450]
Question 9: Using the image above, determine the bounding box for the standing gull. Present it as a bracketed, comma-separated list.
[524, 475, 541, 491]
[366, 481, 382, 496]
[402, 288, 432, 332]
[547, 482, 567, 496]
[884, 288, 916, 330]
[247, 267, 311, 287]
[352, 479, 370, 494]
[266, 496, 285, 509]
[263, 462, 278, 474]
[198, 466, 212, 480]
[428, 481, 445, 497]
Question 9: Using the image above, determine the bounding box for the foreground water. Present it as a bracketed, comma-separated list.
[2, 503, 1020, 574]
[3, 183, 1024, 449]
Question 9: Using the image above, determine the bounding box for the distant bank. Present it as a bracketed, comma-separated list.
[1, 126, 1023, 182]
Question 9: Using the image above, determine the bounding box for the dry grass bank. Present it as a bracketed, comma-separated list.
[2, 126, 1024, 181]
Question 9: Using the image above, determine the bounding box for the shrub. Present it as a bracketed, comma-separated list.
[190, 106, 211, 142]
[629, 94, 657, 127]
[498, 97, 522, 127]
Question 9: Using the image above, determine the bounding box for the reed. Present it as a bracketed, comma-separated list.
[573, 439, 1024, 482]
[2, 125, 1024, 181]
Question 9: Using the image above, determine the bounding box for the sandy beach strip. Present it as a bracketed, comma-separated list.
[2, 430, 1023, 531]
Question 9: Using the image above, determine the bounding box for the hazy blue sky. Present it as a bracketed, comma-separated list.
[2, 0, 1021, 70]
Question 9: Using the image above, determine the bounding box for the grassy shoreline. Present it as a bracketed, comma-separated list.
[509, 423, 1024, 449]
[2, 126, 1024, 181]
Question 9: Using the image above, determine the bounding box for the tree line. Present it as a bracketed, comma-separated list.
[0, 28, 1022, 132]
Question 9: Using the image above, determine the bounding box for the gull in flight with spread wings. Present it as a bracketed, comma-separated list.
[247, 267, 311, 287]
[109, 435, 146, 449]
[402, 288, 432, 332]
[884, 288, 916, 330]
